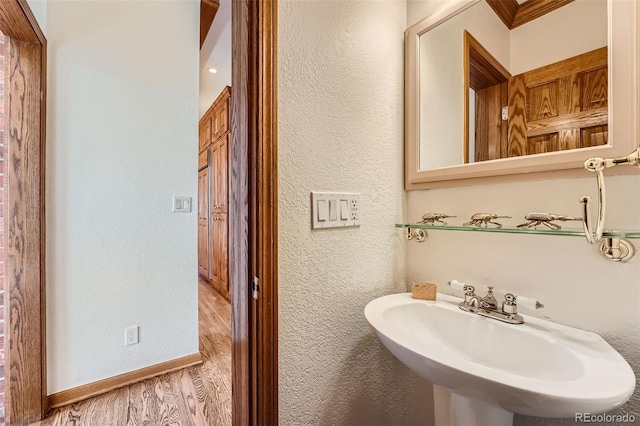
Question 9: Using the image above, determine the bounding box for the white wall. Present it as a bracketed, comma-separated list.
[406, 175, 640, 425]
[46, 1, 200, 394]
[278, 1, 433, 424]
[419, 0, 509, 169]
[408, 1, 638, 424]
[199, 0, 232, 117]
[26, 0, 47, 36]
[510, 0, 607, 75]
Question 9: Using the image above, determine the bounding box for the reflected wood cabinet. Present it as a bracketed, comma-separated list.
[198, 86, 231, 300]
[198, 162, 210, 278]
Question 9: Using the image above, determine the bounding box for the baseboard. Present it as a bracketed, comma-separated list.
[47, 353, 203, 411]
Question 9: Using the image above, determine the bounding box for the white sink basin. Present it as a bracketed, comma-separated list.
[365, 293, 635, 423]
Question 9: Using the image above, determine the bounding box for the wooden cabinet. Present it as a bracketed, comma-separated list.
[211, 133, 228, 214]
[210, 213, 229, 299]
[212, 96, 229, 141]
[198, 165, 210, 278]
[198, 86, 232, 300]
[199, 114, 211, 152]
[199, 86, 230, 154]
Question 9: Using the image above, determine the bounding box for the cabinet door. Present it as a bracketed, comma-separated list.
[216, 134, 228, 213]
[198, 169, 210, 278]
[216, 213, 229, 299]
[211, 213, 218, 283]
[210, 141, 220, 212]
[217, 99, 229, 137]
[210, 135, 228, 213]
[199, 114, 212, 152]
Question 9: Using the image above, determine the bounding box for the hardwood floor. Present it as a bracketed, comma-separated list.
[30, 278, 231, 426]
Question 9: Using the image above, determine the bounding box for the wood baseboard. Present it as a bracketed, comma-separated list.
[47, 353, 202, 411]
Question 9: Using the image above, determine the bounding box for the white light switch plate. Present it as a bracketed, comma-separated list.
[173, 196, 192, 212]
[311, 192, 361, 229]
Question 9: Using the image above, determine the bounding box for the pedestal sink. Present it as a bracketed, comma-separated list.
[364, 293, 635, 426]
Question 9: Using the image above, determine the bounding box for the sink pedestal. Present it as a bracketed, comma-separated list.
[433, 385, 514, 426]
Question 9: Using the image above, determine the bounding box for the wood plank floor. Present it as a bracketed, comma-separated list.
[30, 278, 231, 426]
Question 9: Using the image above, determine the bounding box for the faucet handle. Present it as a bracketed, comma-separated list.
[516, 295, 544, 310]
[448, 280, 478, 306]
[502, 293, 518, 314]
[502, 293, 544, 315]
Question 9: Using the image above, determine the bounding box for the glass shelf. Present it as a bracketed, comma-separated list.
[396, 223, 640, 239]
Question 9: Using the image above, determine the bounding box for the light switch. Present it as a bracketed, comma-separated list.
[329, 200, 337, 221]
[311, 192, 361, 229]
[317, 200, 328, 221]
[340, 200, 349, 220]
[173, 196, 192, 213]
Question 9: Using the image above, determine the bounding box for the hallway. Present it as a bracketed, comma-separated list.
[33, 278, 232, 425]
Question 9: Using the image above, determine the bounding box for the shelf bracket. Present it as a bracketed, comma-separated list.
[406, 227, 427, 242]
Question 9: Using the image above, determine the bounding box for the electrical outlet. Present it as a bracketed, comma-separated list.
[350, 211, 359, 220]
[350, 199, 358, 209]
[125, 326, 139, 346]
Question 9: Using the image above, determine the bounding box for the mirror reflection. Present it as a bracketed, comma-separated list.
[418, 0, 608, 171]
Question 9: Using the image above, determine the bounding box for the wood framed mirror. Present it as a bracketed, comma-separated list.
[405, 0, 639, 189]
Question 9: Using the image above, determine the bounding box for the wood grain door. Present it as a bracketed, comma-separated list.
[199, 114, 211, 152]
[216, 134, 228, 213]
[507, 47, 608, 157]
[198, 168, 210, 278]
[216, 213, 229, 299]
[210, 215, 219, 286]
[217, 99, 229, 138]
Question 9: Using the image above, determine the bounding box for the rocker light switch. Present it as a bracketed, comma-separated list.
[328, 200, 337, 221]
[340, 200, 349, 220]
[173, 196, 192, 213]
[317, 200, 328, 221]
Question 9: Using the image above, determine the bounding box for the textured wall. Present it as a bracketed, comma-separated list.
[406, 175, 640, 425]
[46, 1, 199, 393]
[278, 1, 434, 424]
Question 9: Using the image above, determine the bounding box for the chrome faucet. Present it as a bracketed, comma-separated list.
[449, 280, 544, 325]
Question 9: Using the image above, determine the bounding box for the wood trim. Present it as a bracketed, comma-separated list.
[486, 0, 574, 30]
[200, 0, 220, 48]
[463, 31, 510, 163]
[231, 0, 278, 425]
[0, 0, 40, 43]
[256, 1, 278, 424]
[485, 0, 518, 29]
[1, 1, 47, 423]
[231, 0, 252, 424]
[46, 353, 203, 411]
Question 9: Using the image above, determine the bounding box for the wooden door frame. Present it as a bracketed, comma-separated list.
[0, 0, 279, 424]
[0, 0, 47, 424]
[231, 0, 278, 425]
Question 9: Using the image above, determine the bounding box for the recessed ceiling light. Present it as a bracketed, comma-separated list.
[207, 68, 218, 74]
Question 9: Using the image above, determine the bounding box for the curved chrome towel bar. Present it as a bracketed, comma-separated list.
[581, 147, 639, 259]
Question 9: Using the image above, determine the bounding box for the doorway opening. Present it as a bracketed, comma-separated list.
[197, 0, 233, 422]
